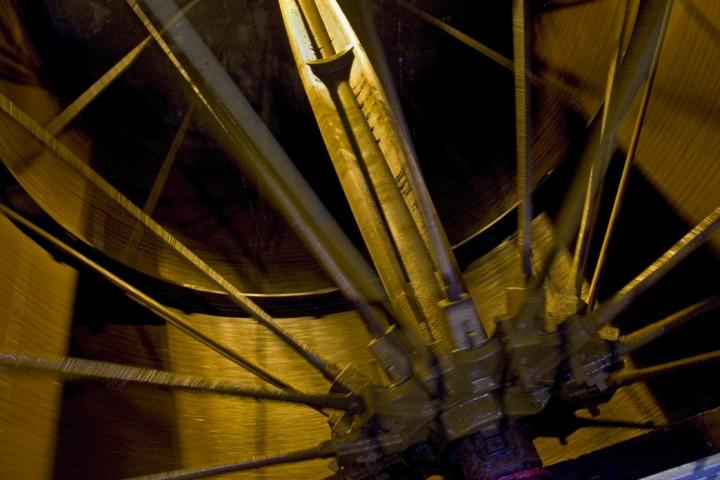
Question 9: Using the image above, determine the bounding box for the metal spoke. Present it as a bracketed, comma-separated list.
[45, 39, 149, 136]
[354, 0, 480, 316]
[125, 442, 336, 480]
[571, 0, 632, 297]
[31, 0, 202, 141]
[0, 96, 347, 387]
[139, 105, 193, 218]
[587, 206, 720, 332]
[586, 3, 669, 308]
[388, 0, 576, 106]
[392, 0, 674, 302]
[612, 349, 720, 386]
[513, 0, 533, 283]
[291, 13, 418, 335]
[530, 0, 674, 294]
[125, 0, 413, 367]
[13, 40, 148, 176]
[0, 353, 362, 412]
[534, 206, 720, 379]
[122, 105, 194, 261]
[0, 204, 304, 395]
[52, 0, 203, 132]
[275, 0, 491, 366]
[12, 0, 201, 181]
[393, 0, 512, 70]
[619, 294, 720, 354]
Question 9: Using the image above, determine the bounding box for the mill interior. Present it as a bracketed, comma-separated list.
[1, 0, 720, 479]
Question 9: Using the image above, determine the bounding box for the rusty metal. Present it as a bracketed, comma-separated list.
[530, 207, 720, 383]
[274, 3, 538, 460]
[445, 423, 548, 480]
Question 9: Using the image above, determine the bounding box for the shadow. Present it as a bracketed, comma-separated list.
[53, 271, 183, 479]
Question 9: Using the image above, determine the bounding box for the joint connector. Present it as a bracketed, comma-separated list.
[440, 293, 486, 350]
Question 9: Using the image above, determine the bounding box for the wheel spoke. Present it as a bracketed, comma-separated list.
[26, 0, 202, 142]
[393, 0, 512, 70]
[357, 1, 478, 313]
[11, 0, 200, 183]
[534, 206, 720, 378]
[571, 0, 632, 297]
[612, 349, 720, 386]
[0, 95, 348, 388]
[513, 0, 533, 283]
[139, 105, 192, 216]
[277, 0, 493, 364]
[619, 294, 720, 354]
[126, 0, 408, 364]
[388, 0, 578, 108]
[47, 40, 149, 135]
[1, 0, 716, 476]
[122, 105, 194, 261]
[0, 204, 305, 395]
[281, 0, 427, 349]
[586, 2, 669, 308]
[530, 0, 674, 294]
[125, 442, 336, 480]
[587, 206, 720, 332]
[12, 40, 148, 177]
[283, 0, 463, 355]
[0, 353, 362, 412]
